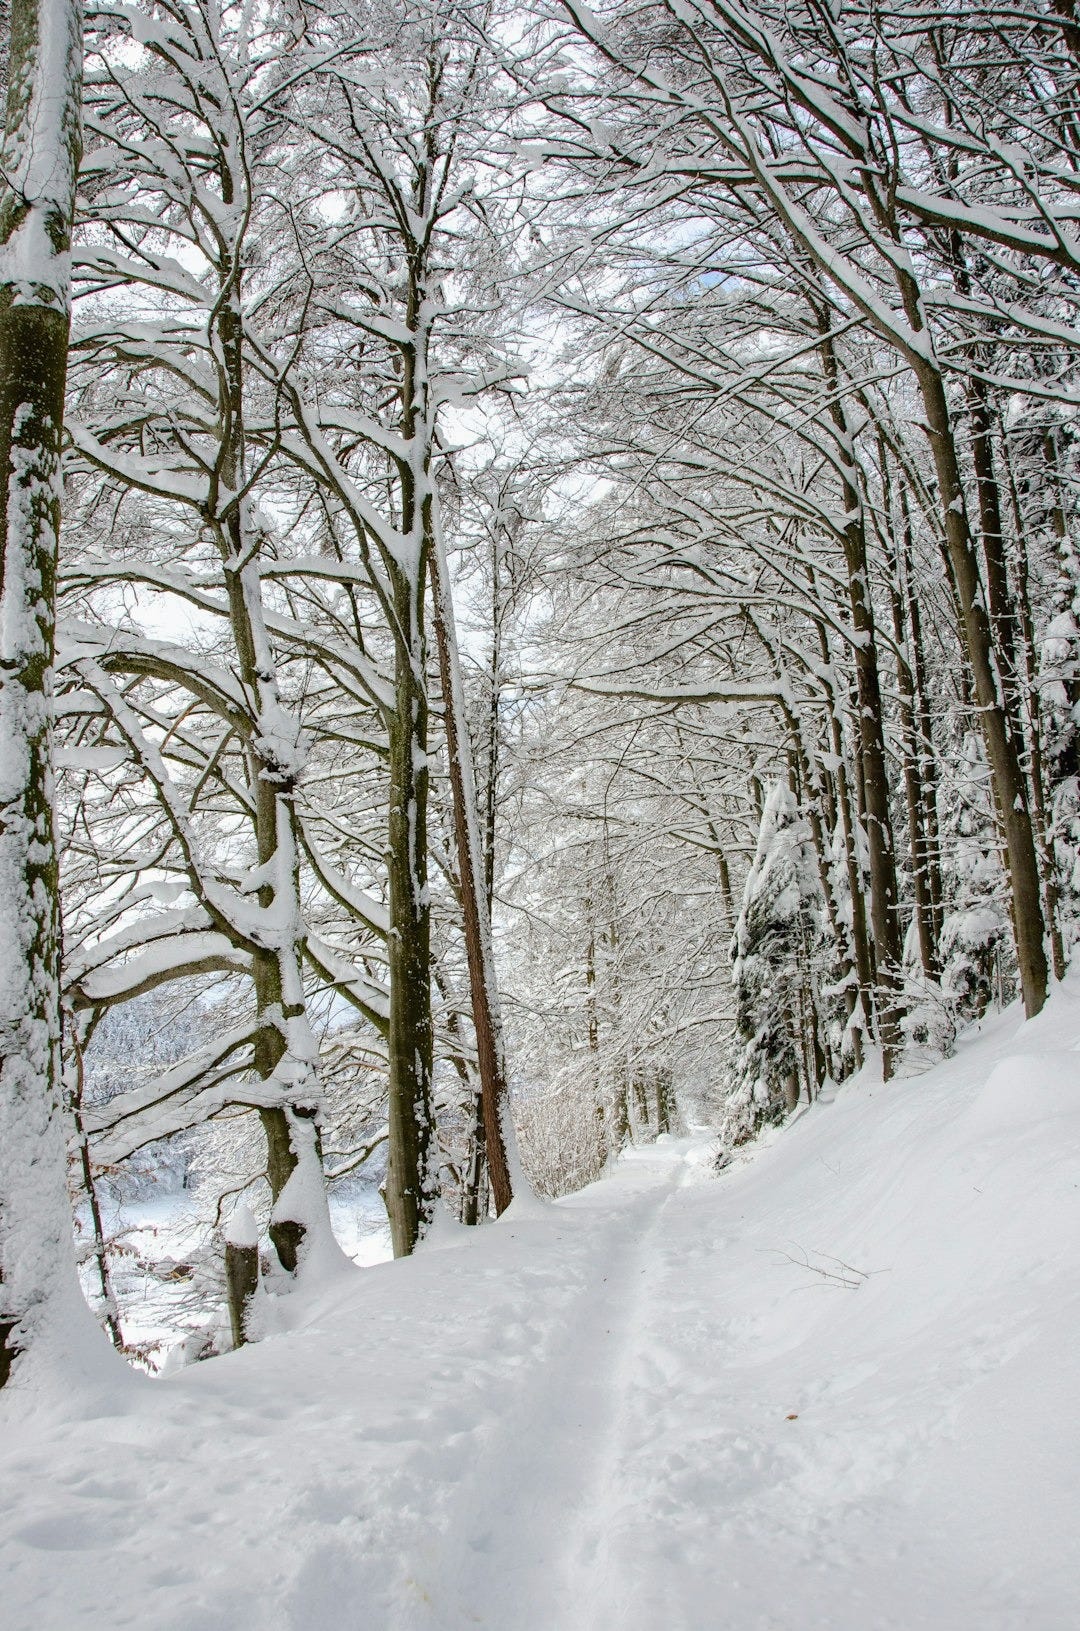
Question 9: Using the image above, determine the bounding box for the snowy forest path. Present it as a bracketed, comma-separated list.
[401, 1142, 692, 1631]
[7, 1003, 1079, 1631]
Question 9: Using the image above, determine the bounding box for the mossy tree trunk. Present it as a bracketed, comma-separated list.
[0, 0, 87, 1387]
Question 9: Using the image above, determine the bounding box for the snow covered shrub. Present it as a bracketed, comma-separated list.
[940, 905, 1009, 1022]
[898, 964, 958, 1060]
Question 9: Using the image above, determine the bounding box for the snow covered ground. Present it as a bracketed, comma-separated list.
[91, 1181, 392, 1365]
[3, 983, 1079, 1630]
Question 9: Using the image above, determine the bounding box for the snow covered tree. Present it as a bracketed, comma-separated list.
[9, 0, 1080, 1374]
[65, 0, 352, 1279]
[725, 781, 821, 1146]
[541, 0, 1080, 1022]
[938, 734, 1013, 1024]
[53, 0, 527, 1292]
[269, 0, 528, 1248]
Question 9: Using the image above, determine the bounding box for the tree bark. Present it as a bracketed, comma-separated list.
[383, 588, 436, 1256]
[428, 537, 516, 1216]
[69, 1026, 123, 1350]
[585, 891, 605, 1167]
[915, 359, 1049, 1017]
[217, 276, 334, 1275]
[817, 317, 904, 1073]
[900, 496, 946, 959]
[0, 0, 88, 1387]
[879, 450, 941, 979]
[225, 1235, 259, 1350]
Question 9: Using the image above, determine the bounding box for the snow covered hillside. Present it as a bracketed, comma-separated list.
[3, 986, 1079, 1631]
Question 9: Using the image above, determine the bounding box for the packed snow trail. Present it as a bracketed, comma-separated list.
[408, 1151, 683, 1629]
[2, 985, 1080, 1630]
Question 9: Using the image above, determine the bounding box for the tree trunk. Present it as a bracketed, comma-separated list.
[817, 319, 904, 1073]
[224, 1209, 259, 1350]
[383, 589, 436, 1256]
[968, 376, 1023, 721]
[218, 289, 335, 1275]
[797, 608, 869, 1068]
[655, 1068, 674, 1135]
[915, 359, 1049, 1017]
[69, 1025, 123, 1350]
[585, 894, 605, 1167]
[879, 452, 941, 979]
[428, 535, 517, 1216]
[791, 728, 852, 1080]
[1001, 431, 1067, 982]
[0, 0, 92, 1388]
[900, 496, 946, 958]
[633, 1072, 650, 1137]
[821, 681, 875, 1057]
[460, 1083, 488, 1226]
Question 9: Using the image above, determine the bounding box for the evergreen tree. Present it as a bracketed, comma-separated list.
[725, 783, 819, 1148]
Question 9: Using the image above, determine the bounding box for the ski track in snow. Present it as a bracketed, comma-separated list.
[408, 1159, 682, 1630]
[3, 985, 1080, 1630]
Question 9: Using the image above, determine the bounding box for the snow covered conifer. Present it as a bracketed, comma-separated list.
[939, 734, 1012, 1023]
[725, 782, 818, 1146]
